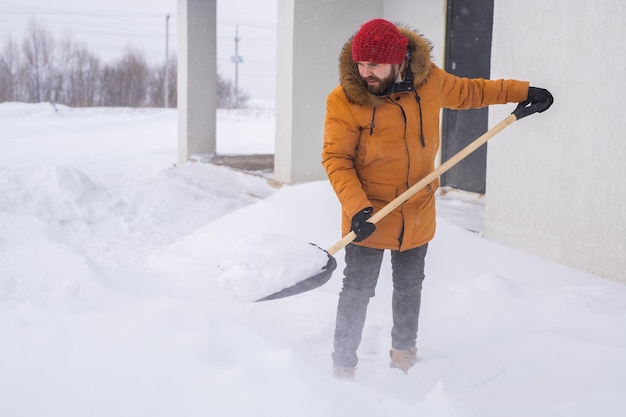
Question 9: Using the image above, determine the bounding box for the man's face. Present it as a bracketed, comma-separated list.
[357, 62, 397, 94]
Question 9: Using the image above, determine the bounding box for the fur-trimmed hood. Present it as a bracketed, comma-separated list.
[338, 24, 434, 108]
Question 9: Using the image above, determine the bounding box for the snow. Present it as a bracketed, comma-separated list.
[219, 234, 330, 302]
[0, 102, 625, 417]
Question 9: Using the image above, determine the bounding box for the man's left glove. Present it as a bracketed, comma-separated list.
[526, 87, 554, 113]
[351, 207, 376, 242]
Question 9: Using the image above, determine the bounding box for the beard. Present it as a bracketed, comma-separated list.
[363, 70, 396, 94]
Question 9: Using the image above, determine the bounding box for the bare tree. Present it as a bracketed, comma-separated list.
[149, 54, 177, 107]
[20, 21, 57, 102]
[165, 55, 177, 107]
[98, 64, 119, 106]
[1, 21, 252, 109]
[0, 38, 21, 102]
[217, 74, 249, 108]
[99, 48, 150, 107]
[50, 36, 73, 104]
[65, 43, 100, 106]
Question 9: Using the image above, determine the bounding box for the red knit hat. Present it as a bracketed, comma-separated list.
[352, 19, 408, 64]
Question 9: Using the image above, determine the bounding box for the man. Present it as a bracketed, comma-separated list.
[321, 18, 553, 379]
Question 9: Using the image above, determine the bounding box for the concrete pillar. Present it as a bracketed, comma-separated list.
[177, 0, 217, 166]
[275, 0, 382, 183]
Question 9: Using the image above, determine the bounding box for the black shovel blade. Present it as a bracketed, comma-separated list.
[255, 247, 337, 302]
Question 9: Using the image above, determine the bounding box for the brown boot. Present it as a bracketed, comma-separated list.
[389, 347, 418, 373]
[333, 367, 356, 380]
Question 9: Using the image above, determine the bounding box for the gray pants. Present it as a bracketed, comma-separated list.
[332, 243, 428, 368]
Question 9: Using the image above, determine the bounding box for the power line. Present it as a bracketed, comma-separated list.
[219, 19, 275, 30]
[0, 6, 174, 19]
[0, 7, 277, 29]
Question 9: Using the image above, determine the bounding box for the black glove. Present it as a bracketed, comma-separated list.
[351, 207, 376, 242]
[527, 87, 554, 112]
[513, 87, 554, 119]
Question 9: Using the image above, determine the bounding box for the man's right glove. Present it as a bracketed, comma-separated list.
[351, 207, 376, 242]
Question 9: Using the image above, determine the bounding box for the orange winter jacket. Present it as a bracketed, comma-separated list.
[322, 24, 529, 251]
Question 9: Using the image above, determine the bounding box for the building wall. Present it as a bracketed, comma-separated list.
[384, 0, 446, 65]
[274, 0, 383, 183]
[274, 0, 445, 183]
[272, 0, 625, 281]
[486, 1, 626, 283]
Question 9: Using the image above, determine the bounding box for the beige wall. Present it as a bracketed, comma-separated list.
[384, 0, 446, 65]
[275, 0, 626, 283]
[486, 1, 626, 283]
[274, 0, 446, 184]
[275, 0, 383, 183]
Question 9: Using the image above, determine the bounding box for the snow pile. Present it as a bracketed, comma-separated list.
[219, 233, 330, 302]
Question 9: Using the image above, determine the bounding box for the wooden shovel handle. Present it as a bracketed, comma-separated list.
[326, 113, 518, 256]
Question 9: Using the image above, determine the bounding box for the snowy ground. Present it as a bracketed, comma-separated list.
[1, 102, 625, 417]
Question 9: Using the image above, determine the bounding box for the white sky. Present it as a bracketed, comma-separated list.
[0, 0, 277, 101]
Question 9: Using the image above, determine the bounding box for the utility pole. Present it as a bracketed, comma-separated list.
[231, 25, 243, 108]
[164, 13, 170, 108]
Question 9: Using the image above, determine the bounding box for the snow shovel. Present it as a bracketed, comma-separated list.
[256, 97, 551, 302]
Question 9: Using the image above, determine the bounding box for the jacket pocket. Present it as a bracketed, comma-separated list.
[357, 126, 381, 168]
[361, 181, 396, 204]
